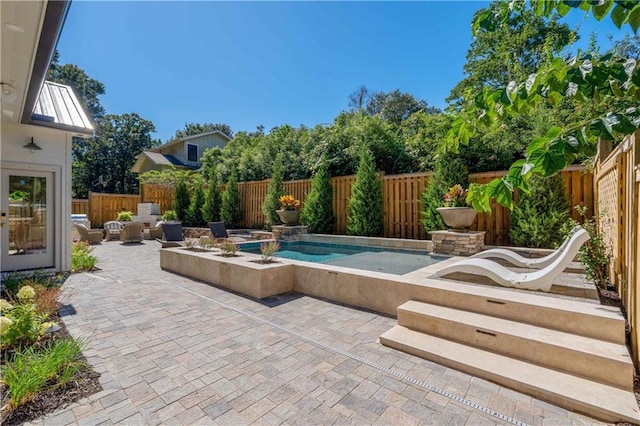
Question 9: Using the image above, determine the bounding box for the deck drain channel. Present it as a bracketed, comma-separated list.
[168, 282, 528, 426]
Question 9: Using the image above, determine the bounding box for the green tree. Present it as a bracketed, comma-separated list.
[421, 153, 469, 234]
[448, 4, 576, 104]
[347, 149, 383, 236]
[202, 168, 222, 223]
[509, 174, 569, 248]
[262, 154, 285, 229]
[187, 176, 206, 227]
[172, 122, 233, 139]
[72, 113, 158, 197]
[174, 177, 190, 223]
[300, 159, 334, 233]
[220, 167, 242, 228]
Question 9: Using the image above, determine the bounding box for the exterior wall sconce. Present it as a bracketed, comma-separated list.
[23, 137, 42, 152]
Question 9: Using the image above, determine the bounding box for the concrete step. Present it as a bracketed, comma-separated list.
[379, 326, 640, 424]
[408, 276, 626, 344]
[397, 301, 633, 390]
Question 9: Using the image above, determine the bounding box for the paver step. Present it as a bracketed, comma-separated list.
[397, 301, 633, 390]
[409, 277, 626, 344]
[379, 325, 640, 424]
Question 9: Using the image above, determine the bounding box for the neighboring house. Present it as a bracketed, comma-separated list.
[131, 131, 231, 174]
[1, 1, 93, 274]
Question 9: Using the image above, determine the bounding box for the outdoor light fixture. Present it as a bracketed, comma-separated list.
[23, 137, 42, 152]
[0, 82, 17, 104]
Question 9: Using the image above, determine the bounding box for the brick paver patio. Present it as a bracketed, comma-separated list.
[30, 241, 603, 425]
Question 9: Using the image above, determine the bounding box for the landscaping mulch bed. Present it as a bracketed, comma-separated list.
[0, 317, 102, 426]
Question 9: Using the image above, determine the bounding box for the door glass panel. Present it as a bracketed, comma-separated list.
[8, 175, 47, 256]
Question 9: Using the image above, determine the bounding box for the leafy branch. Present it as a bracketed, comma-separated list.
[447, 1, 640, 213]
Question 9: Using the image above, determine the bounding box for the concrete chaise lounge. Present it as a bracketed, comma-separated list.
[470, 225, 582, 269]
[436, 228, 590, 292]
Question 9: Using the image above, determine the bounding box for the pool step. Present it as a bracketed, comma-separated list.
[379, 326, 640, 424]
[409, 277, 625, 344]
[396, 301, 633, 390]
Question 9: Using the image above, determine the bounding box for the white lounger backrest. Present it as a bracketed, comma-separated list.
[522, 228, 590, 283]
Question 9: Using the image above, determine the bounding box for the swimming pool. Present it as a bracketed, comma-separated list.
[240, 241, 446, 275]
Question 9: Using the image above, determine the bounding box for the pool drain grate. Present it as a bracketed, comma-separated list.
[167, 281, 529, 426]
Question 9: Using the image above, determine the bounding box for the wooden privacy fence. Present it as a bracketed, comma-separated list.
[75, 192, 142, 226]
[593, 131, 640, 365]
[71, 199, 89, 215]
[133, 165, 593, 245]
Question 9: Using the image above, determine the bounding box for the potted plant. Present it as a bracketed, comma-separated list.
[116, 210, 133, 222]
[162, 210, 178, 222]
[436, 184, 477, 230]
[276, 195, 301, 226]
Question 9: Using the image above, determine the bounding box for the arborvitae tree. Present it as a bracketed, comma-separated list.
[510, 174, 569, 248]
[187, 176, 206, 227]
[347, 149, 383, 236]
[173, 177, 191, 223]
[421, 153, 469, 234]
[202, 169, 222, 223]
[262, 154, 285, 229]
[220, 166, 242, 228]
[300, 159, 334, 233]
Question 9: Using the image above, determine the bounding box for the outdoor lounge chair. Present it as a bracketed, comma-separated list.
[103, 221, 123, 241]
[469, 225, 583, 269]
[120, 222, 144, 244]
[208, 222, 248, 243]
[73, 223, 103, 244]
[436, 228, 590, 292]
[143, 221, 164, 240]
[156, 222, 184, 248]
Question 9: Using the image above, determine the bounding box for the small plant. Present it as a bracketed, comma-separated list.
[279, 195, 300, 210]
[562, 206, 610, 289]
[199, 236, 216, 251]
[184, 238, 197, 250]
[1, 302, 46, 350]
[162, 210, 178, 221]
[443, 184, 469, 207]
[33, 285, 61, 317]
[115, 210, 133, 222]
[71, 241, 97, 272]
[260, 241, 280, 263]
[1, 338, 84, 411]
[422, 153, 468, 234]
[219, 239, 239, 257]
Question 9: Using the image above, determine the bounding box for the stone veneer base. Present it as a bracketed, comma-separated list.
[272, 225, 308, 241]
[429, 230, 485, 256]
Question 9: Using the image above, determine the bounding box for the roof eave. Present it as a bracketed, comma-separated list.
[27, 118, 94, 135]
[20, 0, 71, 124]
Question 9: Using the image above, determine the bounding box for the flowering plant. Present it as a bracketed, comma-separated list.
[279, 194, 300, 210]
[443, 184, 469, 207]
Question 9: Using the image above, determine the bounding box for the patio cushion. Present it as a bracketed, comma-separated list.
[162, 223, 184, 242]
[208, 222, 228, 239]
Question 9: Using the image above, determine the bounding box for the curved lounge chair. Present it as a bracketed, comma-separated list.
[469, 225, 582, 269]
[436, 228, 590, 292]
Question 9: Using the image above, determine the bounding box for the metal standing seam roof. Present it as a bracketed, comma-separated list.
[31, 81, 93, 133]
[143, 152, 187, 167]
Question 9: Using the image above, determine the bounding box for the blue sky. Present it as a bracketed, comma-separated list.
[56, 1, 631, 142]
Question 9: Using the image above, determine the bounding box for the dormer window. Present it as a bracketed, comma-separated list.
[187, 144, 198, 162]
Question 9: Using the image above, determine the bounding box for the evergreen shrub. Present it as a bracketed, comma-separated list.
[173, 177, 190, 223]
[300, 159, 334, 234]
[421, 153, 468, 234]
[262, 154, 285, 229]
[221, 167, 242, 228]
[347, 149, 383, 236]
[510, 174, 569, 249]
[187, 176, 206, 227]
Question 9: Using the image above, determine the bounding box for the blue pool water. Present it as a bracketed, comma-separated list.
[240, 241, 445, 275]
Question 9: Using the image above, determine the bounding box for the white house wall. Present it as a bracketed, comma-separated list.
[1, 122, 74, 272]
